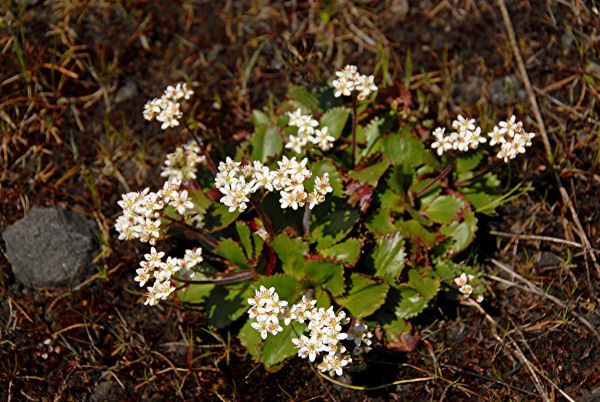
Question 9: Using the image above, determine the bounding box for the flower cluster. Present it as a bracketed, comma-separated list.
[488, 116, 535, 162]
[161, 140, 206, 181]
[332, 65, 378, 100]
[135, 246, 203, 306]
[115, 178, 193, 245]
[285, 108, 335, 153]
[430, 115, 535, 162]
[215, 156, 333, 213]
[143, 82, 193, 129]
[247, 287, 373, 376]
[431, 115, 487, 156]
[454, 272, 483, 302]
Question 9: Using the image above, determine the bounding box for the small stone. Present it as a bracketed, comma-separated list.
[114, 80, 138, 104]
[489, 75, 526, 105]
[2, 206, 97, 287]
[585, 62, 600, 77]
[91, 381, 122, 402]
[455, 76, 484, 104]
[389, 0, 409, 20]
[535, 251, 561, 267]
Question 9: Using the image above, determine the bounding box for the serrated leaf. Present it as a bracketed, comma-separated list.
[250, 124, 282, 162]
[178, 283, 214, 305]
[386, 164, 416, 194]
[262, 321, 305, 367]
[215, 238, 248, 268]
[320, 238, 360, 265]
[206, 285, 252, 328]
[456, 151, 483, 172]
[252, 233, 264, 261]
[395, 287, 427, 319]
[422, 195, 465, 224]
[239, 320, 262, 362]
[306, 159, 343, 197]
[347, 158, 391, 186]
[335, 273, 389, 319]
[373, 232, 406, 282]
[302, 260, 344, 296]
[203, 203, 240, 232]
[254, 274, 298, 301]
[320, 107, 350, 140]
[398, 220, 438, 247]
[382, 128, 425, 166]
[440, 209, 477, 253]
[270, 233, 308, 277]
[297, 280, 332, 308]
[366, 209, 397, 237]
[311, 207, 360, 249]
[236, 222, 252, 259]
[379, 188, 406, 213]
[407, 270, 440, 300]
[287, 86, 319, 111]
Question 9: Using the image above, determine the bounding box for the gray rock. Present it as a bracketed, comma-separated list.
[585, 61, 600, 77]
[91, 381, 122, 402]
[489, 75, 527, 105]
[456, 76, 484, 103]
[114, 80, 138, 104]
[2, 206, 97, 287]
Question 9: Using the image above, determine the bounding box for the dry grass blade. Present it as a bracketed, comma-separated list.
[496, 0, 600, 281]
[465, 299, 574, 402]
[490, 258, 600, 342]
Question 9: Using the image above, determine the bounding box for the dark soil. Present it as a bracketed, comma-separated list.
[1, 1, 599, 400]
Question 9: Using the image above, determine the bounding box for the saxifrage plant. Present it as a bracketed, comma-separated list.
[115, 65, 534, 376]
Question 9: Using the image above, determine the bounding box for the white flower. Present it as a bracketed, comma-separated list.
[285, 135, 304, 154]
[332, 77, 354, 97]
[255, 227, 269, 241]
[312, 126, 335, 151]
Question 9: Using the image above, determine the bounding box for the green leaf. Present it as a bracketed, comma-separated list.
[239, 320, 262, 362]
[422, 195, 465, 224]
[359, 117, 384, 159]
[319, 107, 350, 140]
[379, 188, 406, 213]
[215, 238, 248, 268]
[311, 207, 360, 249]
[382, 128, 425, 166]
[262, 321, 305, 367]
[206, 285, 252, 328]
[250, 124, 282, 162]
[408, 269, 440, 300]
[398, 219, 438, 247]
[395, 286, 427, 319]
[306, 159, 343, 197]
[178, 283, 214, 305]
[366, 209, 398, 237]
[386, 164, 416, 194]
[252, 110, 270, 127]
[302, 260, 344, 296]
[254, 274, 298, 301]
[287, 86, 319, 111]
[382, 317, 411, 344]
[440, 209, 477, 253]
[372, 232, 406, 282]
[270, 233, 308, 277]
[456, 151, 483, 172]
[320, 238, 360, 265]
[236, 222, 253, 259]
[252, 233, 264, 261]
[335, 273, 389, 319]
[347, 158, 391, 186]
[203, 203, 240, 233]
